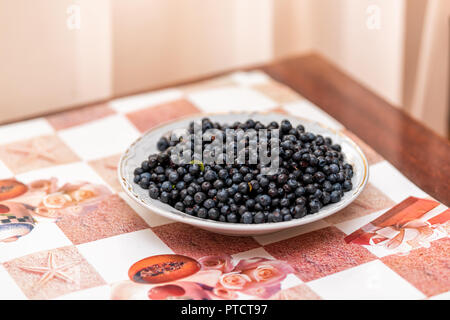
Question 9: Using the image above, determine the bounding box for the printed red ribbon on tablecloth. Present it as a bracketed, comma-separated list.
[345, 197, 449, 251]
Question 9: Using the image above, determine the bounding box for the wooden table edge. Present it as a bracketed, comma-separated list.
[2, 53, 449, 205]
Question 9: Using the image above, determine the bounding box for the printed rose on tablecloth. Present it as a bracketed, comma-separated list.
[112, 253, 295, 300]
[34, 181, 111, 220]
[198, 255, 234, 273]
[219, 272, 251, 290]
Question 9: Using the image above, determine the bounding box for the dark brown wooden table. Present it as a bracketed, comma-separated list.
[260, 54, 450, 206]
[6, 53, 450, 205]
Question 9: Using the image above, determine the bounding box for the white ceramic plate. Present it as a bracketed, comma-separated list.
[119, 112, 369, 236]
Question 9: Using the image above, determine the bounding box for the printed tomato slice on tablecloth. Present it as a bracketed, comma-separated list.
[128, 254, 201, 284]
[0, 180, 28, 201]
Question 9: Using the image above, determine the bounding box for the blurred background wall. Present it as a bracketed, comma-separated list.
[0, 0, 448, 138]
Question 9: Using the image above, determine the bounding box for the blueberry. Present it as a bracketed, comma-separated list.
[194, 192, 206, 204]
[238, 182, 248, 194]
[343, 180, 353, 191]
[232, 173, 243, 183]
[139, 179, 150, 189]
[277, 174, 288, 185]
[170, 189, 179, 200]
[287, 179, 298, 189]
[294, 205, 307, 218]
[141, 161, 149, 171]
[243, 173, 253, 182]
[330, 191, 341, 203]
[177, 167, 186, 176]
[157, 153, 169, 164]
[268, 212, 283, 222]
[240, 212, 253, 224]
[249, 180, 260, 191]
[280, 198, 290, 207]
[217, 189, 229, 202]
[161, 181, 172, 192]
[312, 189, 323, 199]
[208, 189, 217, 198]
[233, 192, 243, 203]
[189, 164, 200, 175]
[245, 199, 255, 208]
[306, 132, 315, 141]
[203, 199, 216, 209]
[179, 189, 188, 199]
[329, 164, 339, 174]
[323, 180, 333, 192]
[197, 177, 205, 184]
[292, 152, 302, 162]
[321, 192, 331, 204]
[187, 186, 196, 196]
[204, 170, 217, 182]
[254, 212, 265, 224]
[157, 137, 170, 151]
[281, 120, 292, 133]
[258, 194, 271, 207]
[140, 172, 151, 180]
[309, 199, 322, 213]
[268, 188, 278, 197]
[332, 183, 342, 192]
[183, 173, 194, 183]
[305, 166, 316, 174]
[149, 187, 159, 199]
[305, 184, 316, 194]
[197, 208, 208, 218]
[331, 144, 341, 152]
[314, 172, 326, 183]
[258, 176, 270, 187]
[302, 174, 313, 184]
[174, 202, 184, 211]
[201, 181, 212, 192]
[213, 180, 225, 189]
[175, 181, 186, 191]
[218, 169, 228, 179]
[328, 173, 338, 183]
[190, 182, 201, 193]
[183, 195, 194, 206]
[295, 197, 306, 206]
[345, 168, 354, 179]
[239, 166, 250, 175]
[160, 191, 170, 203]
[208, 208, 220, 220]
[318, 157, 327, 167]
[227, 213, 238, 223]
[220, 205, 230, 215]
[295, 187, 305, 197]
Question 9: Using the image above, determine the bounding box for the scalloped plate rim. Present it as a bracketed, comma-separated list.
[118, 111, 369, 235]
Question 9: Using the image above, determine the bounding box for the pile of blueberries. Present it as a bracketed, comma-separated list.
[133, 118, 353, 224]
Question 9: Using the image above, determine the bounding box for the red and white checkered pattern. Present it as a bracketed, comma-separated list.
[0, 71, 448, 300]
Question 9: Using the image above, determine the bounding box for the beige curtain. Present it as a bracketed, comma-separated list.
[408, 0, 449, 137]
[0, 0, 448, 138]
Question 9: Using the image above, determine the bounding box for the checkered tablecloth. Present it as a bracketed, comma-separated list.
[0, 71, 448, 300]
